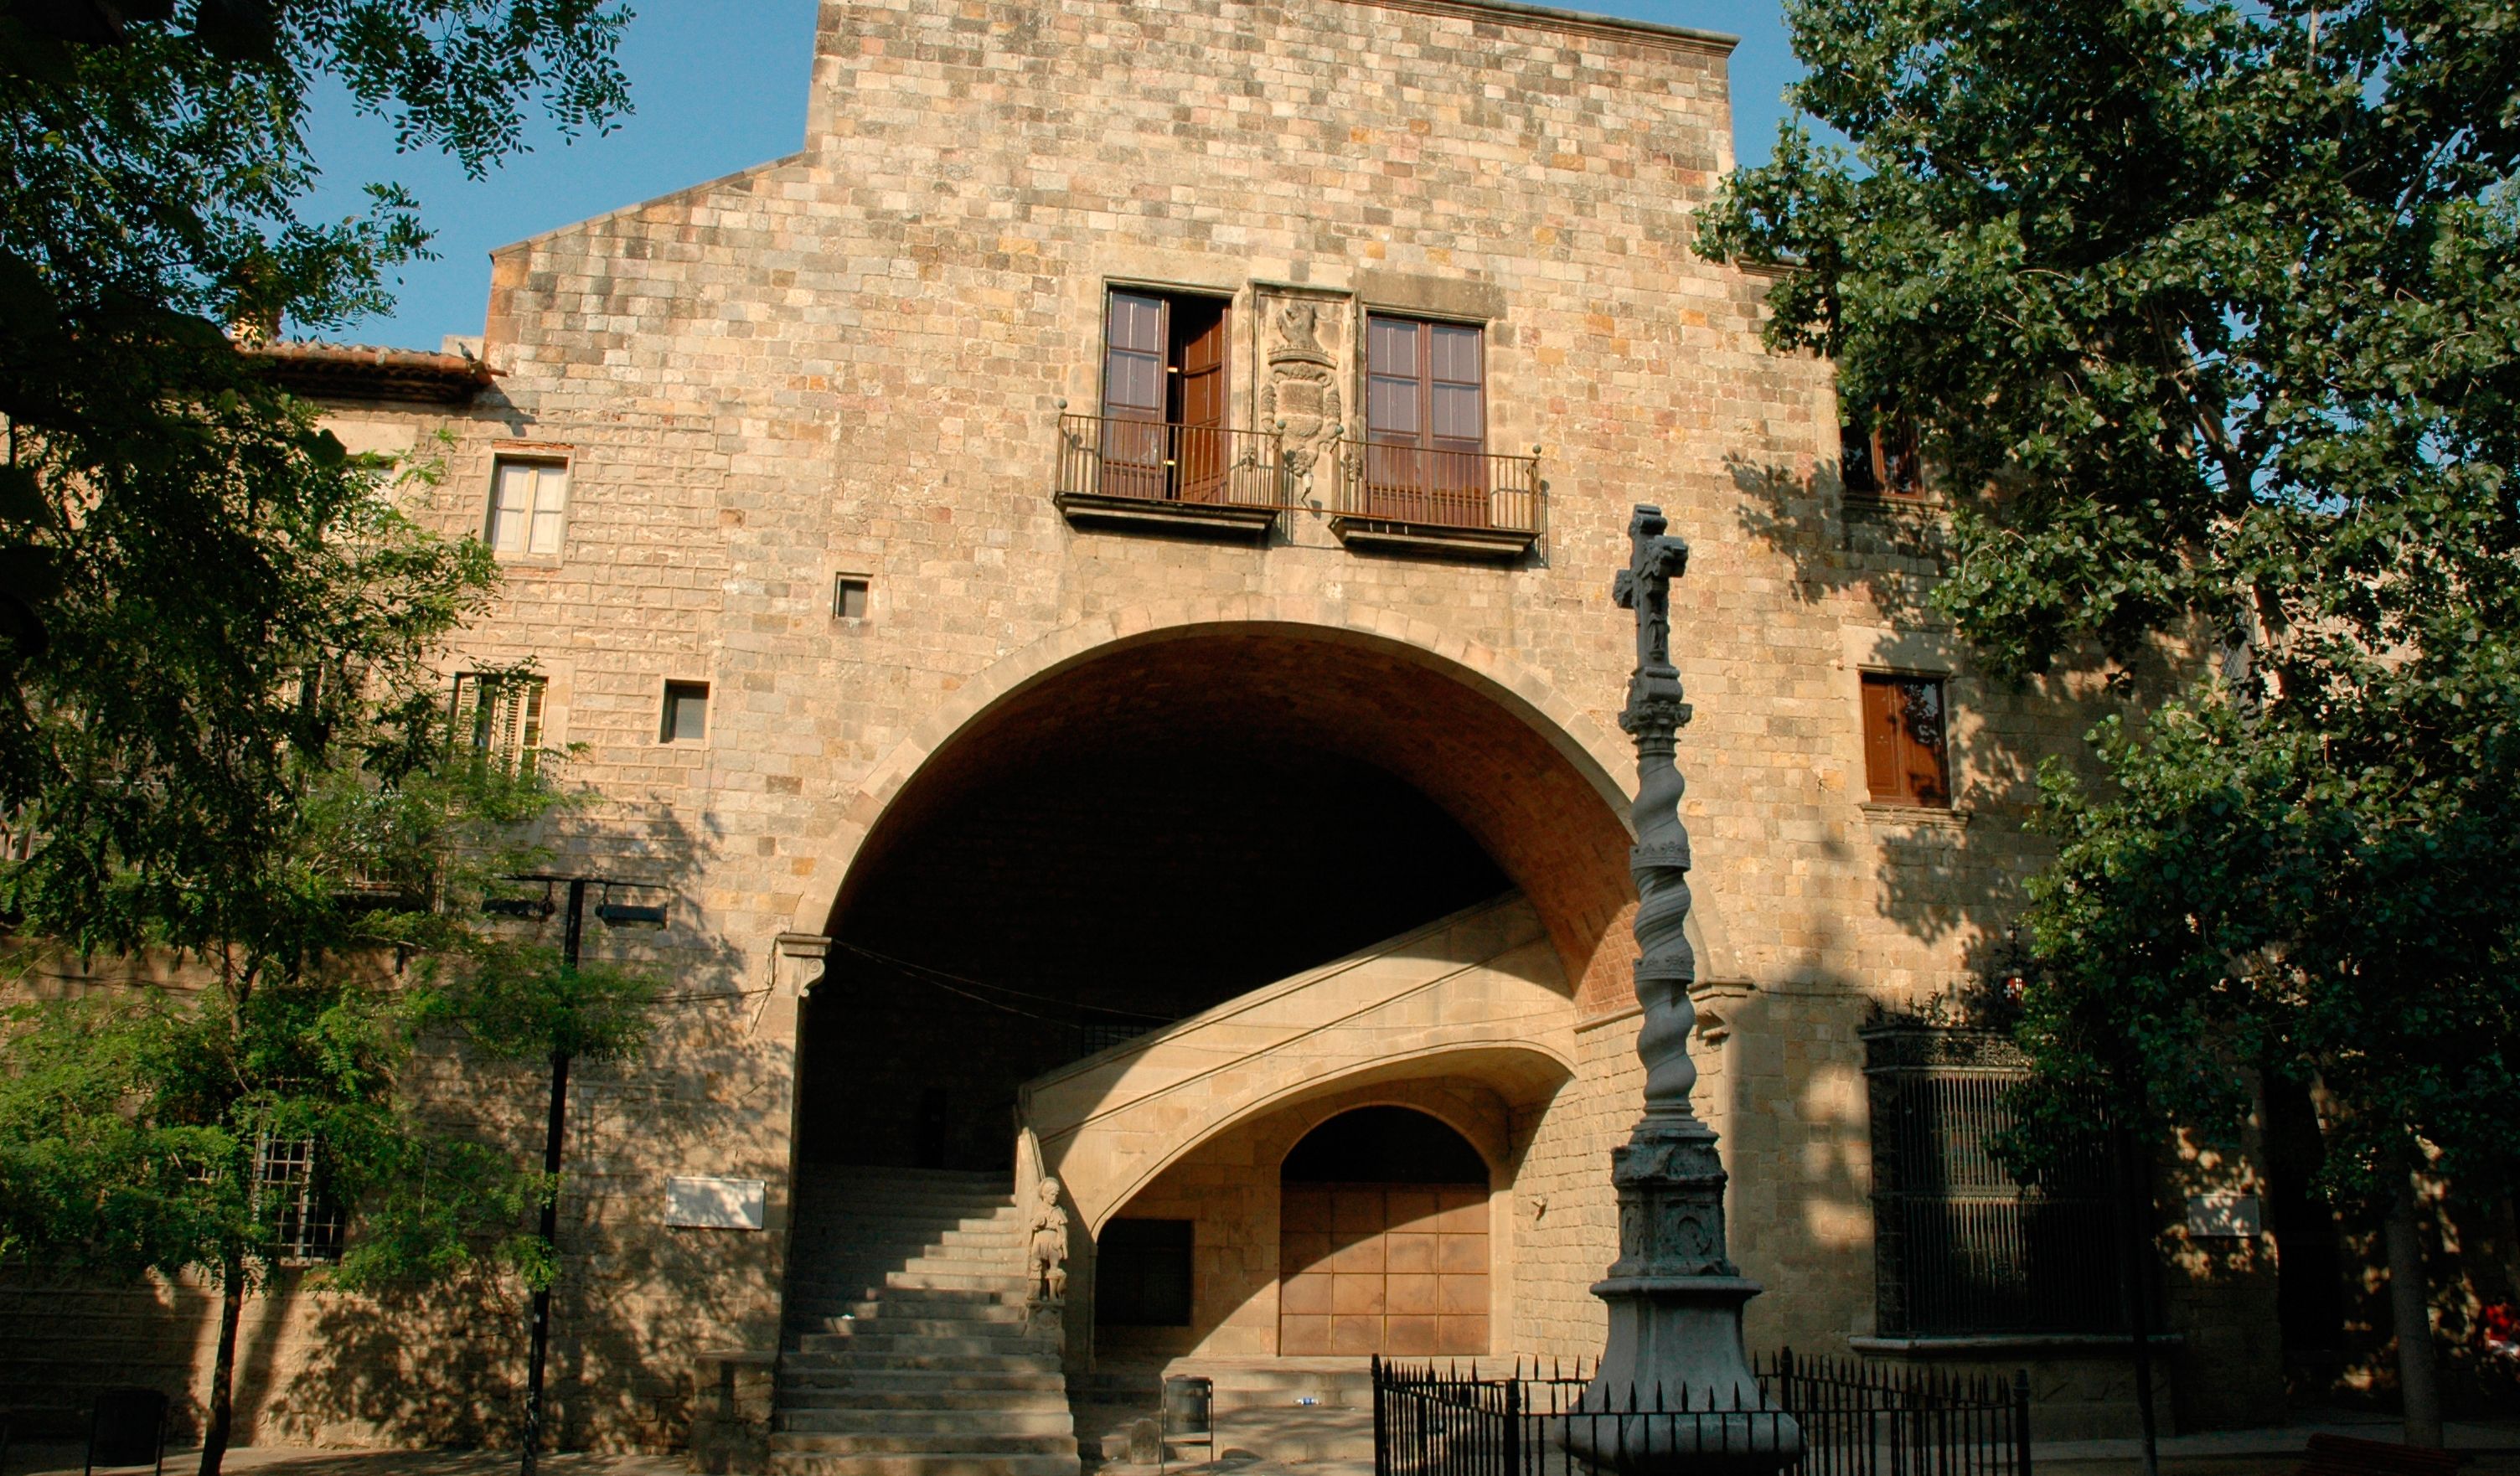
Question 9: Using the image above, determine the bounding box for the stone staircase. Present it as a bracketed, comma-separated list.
[776, 1167, 1079, 1476]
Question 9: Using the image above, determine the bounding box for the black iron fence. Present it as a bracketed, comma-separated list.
[1373, 1350, 2031, 1476]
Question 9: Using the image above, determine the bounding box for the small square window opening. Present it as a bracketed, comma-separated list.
[486, 459, 569, 557]
[834, 575, 871, 621]
[662, 681, 710, 744]
[1861, 673, 1951, 808]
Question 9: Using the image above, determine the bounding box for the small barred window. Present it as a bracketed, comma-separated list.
[255, 1134, 345, 1264]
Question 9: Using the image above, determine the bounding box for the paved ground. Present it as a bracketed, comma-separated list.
[0, 1445, 686, 1476]
[13, 1409, 2520, 1476]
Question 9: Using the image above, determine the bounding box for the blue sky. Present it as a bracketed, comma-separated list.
[304, 1, 1808, 350]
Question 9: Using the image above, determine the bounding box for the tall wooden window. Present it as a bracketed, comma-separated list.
[1865, 1026, 2120, 1335]
[1841, 409, 1923, 499]
[486, 458, 569, 556]
[1861, 672, 1951, 808]
[452, 672, 546, 775]
[1100, 288, 1229, 503]
[1362, 316, 1487, 527]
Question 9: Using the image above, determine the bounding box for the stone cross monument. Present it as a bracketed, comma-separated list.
[1571, 506, 1801, 1473]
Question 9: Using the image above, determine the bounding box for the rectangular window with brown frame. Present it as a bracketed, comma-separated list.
[1861, 672, 1952, 808]
[1363, 314, 1489, 529]
[1097, 287, 1232, 505]
[1840, 407, 1924, 499]
[451, 671, 546, 776]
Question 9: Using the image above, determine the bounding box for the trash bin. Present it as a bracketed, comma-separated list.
[87, 1387, 168, 1476]
[1161, 1375, 1214, 1472]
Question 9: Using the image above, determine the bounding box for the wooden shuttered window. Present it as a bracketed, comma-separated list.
[1861, 672, 1951, 807]
[1099, 288, 1230, 503]
[452, 672, 547, 774]
[1362, 315, 1488, 527]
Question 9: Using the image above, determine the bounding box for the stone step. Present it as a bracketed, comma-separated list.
[792, 1315, 1046, 1339]
[767, 1453, 1077, 1476]
[1211, 1383, 1373, 1411]
[772, 1433, 1077, 1457]
[798, 1271, 1030, 1295]
[776, 1388, 1072, 1413]
[800, 1211, 1016, 1228]
[782, 1351, 1064, 1375]
[803, 1298, 1032, 1324]
[804, 1167, 1014, 1187]
[790, 1254, 1022, 1280]
[795, 1225, 1023, 1246]
[778, 1409, 1075, 1437]
[1207, 1408, 1373, 1463]
[798, 1187, 1017, 1210]
[797, 1332, 1055, 1358]
[781, 1279, 1028, 1299]
[781, 1360, 1068, 1380]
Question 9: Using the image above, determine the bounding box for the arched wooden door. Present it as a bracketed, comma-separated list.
[1278, 1107, 1490, 1356]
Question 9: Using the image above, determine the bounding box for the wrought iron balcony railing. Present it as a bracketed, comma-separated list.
[1053, 412, 1292, 530]
[1329, 436, 1543, 556]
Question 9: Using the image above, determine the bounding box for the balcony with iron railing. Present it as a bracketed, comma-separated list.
[1051, 410, 1294, 534]
[1328, 434, 1544, 557]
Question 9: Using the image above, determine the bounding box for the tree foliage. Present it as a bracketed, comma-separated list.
[1698, 0, 2520, 1204]
[0, 0, 628, 913]
[0, 2, 643, 1458]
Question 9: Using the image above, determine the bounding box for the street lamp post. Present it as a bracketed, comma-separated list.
[488, 873, 666, 1476]
[1568, 507, 1800, 1474]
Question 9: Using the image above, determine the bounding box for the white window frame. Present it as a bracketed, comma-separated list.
[486, 457, 570, 559]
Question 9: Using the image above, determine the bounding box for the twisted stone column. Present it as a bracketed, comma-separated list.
[1570, 507, 1800, 1474]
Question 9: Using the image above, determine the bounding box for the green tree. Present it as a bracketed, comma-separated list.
[1699, 0, 2520, 1441]
[1, 704, 661, 1475]
[0, 0, 628, 900]
[0, 3, 646, 1467]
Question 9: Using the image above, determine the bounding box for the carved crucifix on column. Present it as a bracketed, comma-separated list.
[1570, 506, 1801, 1474]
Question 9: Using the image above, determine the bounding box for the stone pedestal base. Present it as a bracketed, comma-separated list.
[1564, 1278, 1802, 1474]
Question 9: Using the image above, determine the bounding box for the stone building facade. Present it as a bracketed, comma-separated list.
[1, 0, 2307, 1461]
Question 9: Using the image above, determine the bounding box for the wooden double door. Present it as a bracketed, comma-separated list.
[1278, 1181, 1489, 1356]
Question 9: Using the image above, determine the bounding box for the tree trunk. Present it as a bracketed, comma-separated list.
[199, 1252, 245, 1476]
[2385, 1182, 2444, 1448]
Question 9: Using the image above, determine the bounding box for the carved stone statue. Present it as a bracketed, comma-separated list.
[1027, 1177, 1070, 1303]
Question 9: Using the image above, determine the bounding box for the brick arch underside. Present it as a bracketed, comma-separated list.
[824, 622, 1639, 1009]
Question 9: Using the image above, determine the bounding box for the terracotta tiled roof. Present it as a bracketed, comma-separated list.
[245, 339, 498, 405]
